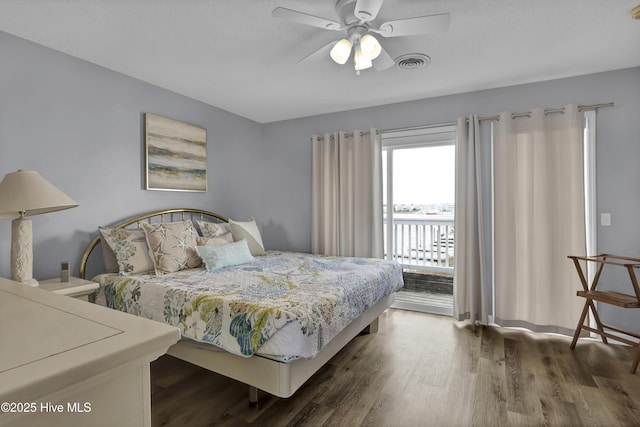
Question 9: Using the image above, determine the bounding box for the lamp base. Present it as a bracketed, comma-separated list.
[11, 217, 38, 286]
[17, 278, 39, 287]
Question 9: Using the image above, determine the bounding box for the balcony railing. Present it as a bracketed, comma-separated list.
[384, 214, 455, 272]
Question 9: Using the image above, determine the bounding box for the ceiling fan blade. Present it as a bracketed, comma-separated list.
[373, 46, 395, 71]
[354, 0, 385, 22]
[298, 41, 337, 63]
[272, 7, 341, 31]
[377, 13, 451, 37]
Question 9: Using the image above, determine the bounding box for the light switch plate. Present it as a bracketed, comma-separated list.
[601, 213, 611, 226]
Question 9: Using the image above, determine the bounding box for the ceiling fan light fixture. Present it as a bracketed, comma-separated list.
[273, 2, 452, 73]
[360, 34, 381, 60]
[330, 38, 353, 64]
[354, 48, 373, 71]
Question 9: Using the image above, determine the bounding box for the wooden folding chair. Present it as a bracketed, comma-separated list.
[568, 254, 640, 374]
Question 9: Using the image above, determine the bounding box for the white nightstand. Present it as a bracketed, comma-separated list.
[39, 276, 99, 301]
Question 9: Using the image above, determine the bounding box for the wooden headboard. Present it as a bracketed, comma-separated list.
[79, 208, 228, 279]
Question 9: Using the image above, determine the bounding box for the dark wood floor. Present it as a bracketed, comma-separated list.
[151, 309, 640, 426]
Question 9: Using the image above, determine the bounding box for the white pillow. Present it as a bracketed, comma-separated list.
[229, 218, 265, 256]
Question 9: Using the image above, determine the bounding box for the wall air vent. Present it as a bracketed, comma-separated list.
[395, 53, 431, 71]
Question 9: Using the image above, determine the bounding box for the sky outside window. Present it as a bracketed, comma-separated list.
[384, 145, 455, 206]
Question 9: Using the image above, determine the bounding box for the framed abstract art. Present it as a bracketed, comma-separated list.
[144, 113, 207, 192]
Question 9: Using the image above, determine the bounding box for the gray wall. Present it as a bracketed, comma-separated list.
[263, 67, 640, 254]
[262, 66, 640, 332]
[0, 32, 264, 279]
[2, 30, 639, 332]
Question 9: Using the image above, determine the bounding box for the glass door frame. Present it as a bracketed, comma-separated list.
[381, 124, 456, 315]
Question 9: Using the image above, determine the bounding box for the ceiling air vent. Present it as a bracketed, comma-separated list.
[395, 53, 431, 71]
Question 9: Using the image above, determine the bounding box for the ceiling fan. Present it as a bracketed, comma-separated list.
[272, 0, 451, 74]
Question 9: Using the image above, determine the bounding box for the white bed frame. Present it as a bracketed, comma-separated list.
[169, 295, 390, 402]
[79, 208, 395, 403]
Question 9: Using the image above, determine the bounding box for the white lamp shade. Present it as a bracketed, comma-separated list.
[0, 170, 78, 218]
[330, 39, 353, 65]
[354, 49, 373, 71]
[360, 34, 381, 60]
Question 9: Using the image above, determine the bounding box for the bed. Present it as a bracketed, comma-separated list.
[79, 208, 403, 403]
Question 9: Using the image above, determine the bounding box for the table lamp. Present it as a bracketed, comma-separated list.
[0, 170, 78, 286]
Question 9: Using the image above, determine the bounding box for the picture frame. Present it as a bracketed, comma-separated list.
[144, 113, 207, 192]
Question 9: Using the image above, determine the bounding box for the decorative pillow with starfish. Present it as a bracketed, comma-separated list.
[142, 220, 200, 274]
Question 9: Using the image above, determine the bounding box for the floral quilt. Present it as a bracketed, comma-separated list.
[93, 251, 404, 359]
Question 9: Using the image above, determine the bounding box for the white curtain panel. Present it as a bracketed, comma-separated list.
[493, 104, 586, 334]
[311, 129, 383, 258]
[453, 115, 489, 324]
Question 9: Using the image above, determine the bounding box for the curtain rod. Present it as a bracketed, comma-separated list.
[381, 102, 615, 133]
[312, 129, 381, 141]
[477, 102, 615, 122]
[318, 102, 615, 140]
[382, 121, 457, 133]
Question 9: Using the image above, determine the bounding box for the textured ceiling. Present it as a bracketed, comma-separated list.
[1, 0, 639, 123]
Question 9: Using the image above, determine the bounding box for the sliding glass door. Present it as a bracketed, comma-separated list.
[382, 125, 456, 315]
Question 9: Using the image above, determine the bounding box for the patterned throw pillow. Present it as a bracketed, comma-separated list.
[194, 219, 231, 238]
[229, 218, 265, 256]
[196, 239, 255, 271]
[100, 240, 120, 274]
[196, 232, 233, 246]
[99, 227, 155, 275]
[142, 220, 200, 274]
